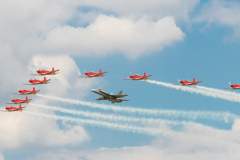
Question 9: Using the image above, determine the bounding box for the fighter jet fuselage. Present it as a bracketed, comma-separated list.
[91, 89, 129, 103]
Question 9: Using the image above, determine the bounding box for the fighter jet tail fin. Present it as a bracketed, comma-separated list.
[117, 91, 122, 95]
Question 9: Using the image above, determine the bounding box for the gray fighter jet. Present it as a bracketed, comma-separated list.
[91, 89, 129, 103]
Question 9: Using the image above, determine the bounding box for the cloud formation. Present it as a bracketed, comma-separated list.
[30, 120, 240, 160]
[0, 0, 186, 59]
[194, 0, 240, 36]
[44, 15, 184, 59]
[0, 111, 89, 150]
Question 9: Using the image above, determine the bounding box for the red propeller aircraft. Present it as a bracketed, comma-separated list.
[222, 82, 240, 89]
[13, 87, 40, 95]
[173, 78, 202, 86]
[78, 69, 107, 78]
[6, 96, 32, 104]
[23, 77, 51, 85]
[31, 67, 60, 76]
[122, 72, 152, 81]
[5, 104, 25, 112]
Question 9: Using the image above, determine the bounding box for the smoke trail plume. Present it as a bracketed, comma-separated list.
[24, 111, 169, 136]
[147, 80, 240, 103]
[36, 94, 239, 122]
[196, 86, 240, 98]
[29, 103, 193, 126]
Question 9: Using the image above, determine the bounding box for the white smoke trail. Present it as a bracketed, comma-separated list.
[29, 103, 193, 126]
[36, 94, 239, 122]
[196, 86, 240, 98]
[23, 111, 169, 136]
[147, 80, 240, 103]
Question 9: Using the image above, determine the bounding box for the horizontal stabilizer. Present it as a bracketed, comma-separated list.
[195, 81, 202, 84]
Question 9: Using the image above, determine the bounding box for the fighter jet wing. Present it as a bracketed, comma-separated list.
[91, 90, 107, 97]
[111, 94, 128, 98]
[96, 97, 105, 100]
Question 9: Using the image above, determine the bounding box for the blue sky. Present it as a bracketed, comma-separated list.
[1, 0, 240, 160]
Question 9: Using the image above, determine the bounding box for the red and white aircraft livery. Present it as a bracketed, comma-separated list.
[223, 82, 240, 89]
[123, 72, 152, 81]
[31, 67, 60, 76]
[23, 77, 51, 85]
[5, 104, 25, 112]
[6, 96, 32, 104]
[78, 69, 107, 78]
[13, 87, 40, 95]
[173, 78, 202, 86]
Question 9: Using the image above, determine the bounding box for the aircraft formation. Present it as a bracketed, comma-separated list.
[3, 67, 238, 112]
[3, 67, 59, 112]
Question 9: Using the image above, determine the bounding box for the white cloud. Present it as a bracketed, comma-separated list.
[43, 15, 184, 59]
[194, 0, 240, 36]
[0, 110, 89, 150]
[0, 0, 187, 59]
[30, 120, 240, 160]
[0, 45, 30, 101]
